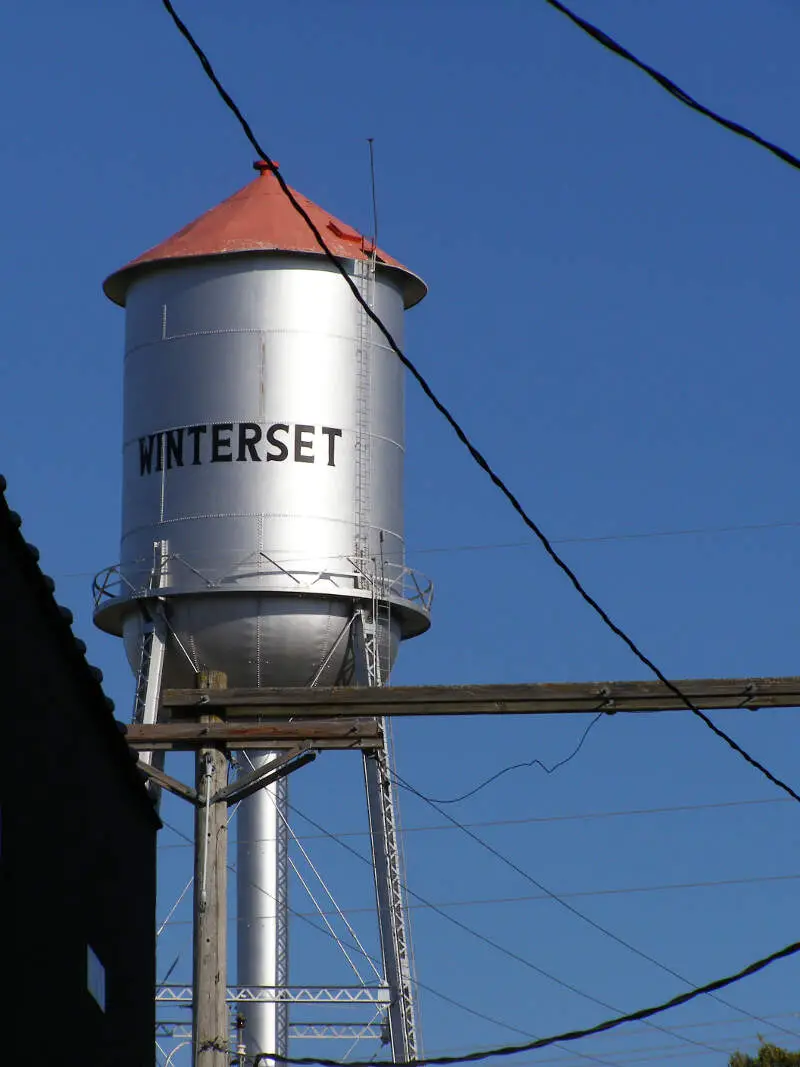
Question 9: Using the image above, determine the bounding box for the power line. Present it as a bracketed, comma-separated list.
[51, 517, 800, 580]
[392, 772, 800, 1041]
[159, 797, 800, 1037]
[423, 712, 604, 804]
[228, 831, 624, 1067]
[287, 805, 733, 1058]
[289, 805, 643, 1006]
[156, 796, 790, 850]
[542, 0, 800, 175]
[412, 1012, 800, 1067]
[157, 814, 550, 1051]
[159, 795, 800, 1038]
[420, 871, 800, 911]
[156, 870, 800, 924]
[410, 520, 800, 557]
[156, 804, 796, 1053]
[254, 938, 800, 1067]
[160, 0, 800, 807]
[471, 1027, 795, 1067]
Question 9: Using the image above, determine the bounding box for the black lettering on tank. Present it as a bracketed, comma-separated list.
[294, 425, 315, 463]
[320, 426, 342, 467]
[139, 435, 157, 476]
[265, 423, 289, 462]
[186, 425, 207, 465]
[211, 423, 233, 462]
[238, 423, 262, 462]
[139, 421, 345, 474]
[166, 428, 184, 469]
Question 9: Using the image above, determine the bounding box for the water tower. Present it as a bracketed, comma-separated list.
[94, 161, 432, 1062]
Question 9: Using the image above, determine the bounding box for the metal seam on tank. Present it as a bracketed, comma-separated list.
[124, 327, 263, 359]
[363, 525, 405, 543]
[116, 554, 408, 581]
[121, 513, 360, 537]
[363, 431, 404, 450]
[121, 425, 363, 448]
[256, 599, 262, 688]
[259, 333, 266, 422]
[368, 340, 409, 359]
[188, 630, 199, 669]
[256, 512, 263, 688]
[159, 452, 167, 523]
[117, 530, 406, 559]
[123, 327, 367, 361]
[314, 605, 337, 685]
[116, 553, 407, 579]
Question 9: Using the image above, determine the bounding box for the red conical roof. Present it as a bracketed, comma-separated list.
[104, 162, 426, 308]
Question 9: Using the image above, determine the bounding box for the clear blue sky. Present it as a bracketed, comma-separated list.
[3, 2, 800, 1065]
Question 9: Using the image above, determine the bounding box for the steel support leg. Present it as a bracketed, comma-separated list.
[353, 613, 418, 1061]
[363, 737, 417, 1061]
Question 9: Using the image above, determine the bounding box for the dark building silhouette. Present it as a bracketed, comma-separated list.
[0, 475, 159, 1065]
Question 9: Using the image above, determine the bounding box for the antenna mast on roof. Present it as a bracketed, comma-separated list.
[367, 137, 379, 271]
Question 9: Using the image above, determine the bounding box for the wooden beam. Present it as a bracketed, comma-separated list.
[160, 676, 800, 718]
[124, 720, 383, 750]
[212, 748, 316, 805]
[136, 760, 197, 804]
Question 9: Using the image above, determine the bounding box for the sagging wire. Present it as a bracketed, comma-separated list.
[158, 0, 800, 807]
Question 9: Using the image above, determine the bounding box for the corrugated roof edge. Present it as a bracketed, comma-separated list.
[0, 475, 161, 828]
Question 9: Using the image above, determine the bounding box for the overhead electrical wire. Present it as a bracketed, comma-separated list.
[53, 517, 800, 581]
[542, 0, 800, 175]
[157, 796, 790, 850]
[184, 800, 712, 1067]
[228, 837, 623, 1067]
[470, 1024, 799, 1067]
[392, 1015, 800, 1067]
[156, 805, 552, 1051]
[422, 712, 605, 804]
[156, 870, 800, 925]
[392, 771, 800, 1041]
[155, 814, 616, 1060]
[160, 805, 654, 1067]
[288, 805, 762, 1057]
[160, 0, 800, 806]
[159, 798, 797, 1051]
[154, 3, 800, 1061]
[162, 798, 790, 1047]
[253, 938, 800, 1067]
[289, 806, 657, 1011]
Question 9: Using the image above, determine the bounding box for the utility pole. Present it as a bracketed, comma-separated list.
[192, 669, 229, 1067]
[126, 671, 800, 1063]
[132, 669, 316, 1064]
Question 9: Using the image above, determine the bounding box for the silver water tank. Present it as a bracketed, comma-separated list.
[94, 161, 431, 686]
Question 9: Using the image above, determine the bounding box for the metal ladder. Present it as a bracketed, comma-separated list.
[359, 574, 392, 688]
[354, 258, 375, 564]
[352, 257, 417, 1060]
